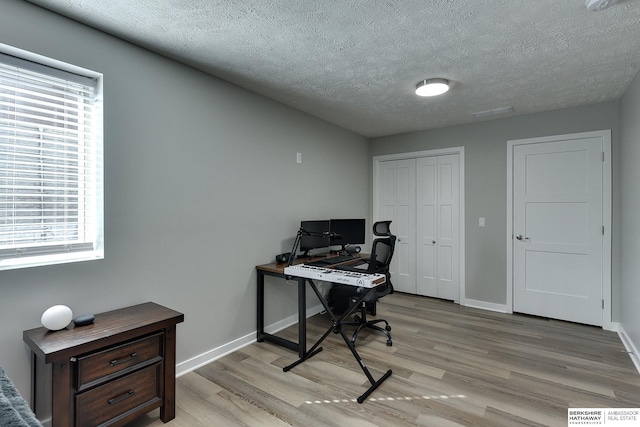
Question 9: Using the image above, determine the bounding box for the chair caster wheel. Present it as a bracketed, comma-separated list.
[386, 340, 392, 346]
[385, 325, 391, 331]
[353, 315, 361, 322]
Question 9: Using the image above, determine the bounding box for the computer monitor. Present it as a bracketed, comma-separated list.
[299, 220, 331, 256]
[330, 218, 366, 250]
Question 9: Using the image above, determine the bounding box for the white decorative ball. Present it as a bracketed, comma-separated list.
[41, 305, 73, 331]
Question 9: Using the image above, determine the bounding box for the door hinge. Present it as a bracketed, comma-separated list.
[602, 225, 605, 235]
[602, 299, 605, 309]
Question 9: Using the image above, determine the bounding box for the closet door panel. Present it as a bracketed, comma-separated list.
[417, 157, 438, 296]
[436, 154, 460, 301]
[392, 159, 416, 293]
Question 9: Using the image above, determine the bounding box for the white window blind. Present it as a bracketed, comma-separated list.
[0, 50, 103, 269]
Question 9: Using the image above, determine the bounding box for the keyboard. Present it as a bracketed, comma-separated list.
[307, 254, 357, 266]
[284, 264, 385, 287]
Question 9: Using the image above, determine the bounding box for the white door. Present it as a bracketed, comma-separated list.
[513, 138, 603, 326]
[416, 155, 460, 300]
[378, 159, 416, 293]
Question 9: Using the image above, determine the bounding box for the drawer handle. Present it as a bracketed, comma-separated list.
[110, 352, 137, 366]
[108, 389, 135, 405]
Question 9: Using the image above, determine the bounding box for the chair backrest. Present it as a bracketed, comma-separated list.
[367, 221, 396, 295]
[368, 236, 395, 275]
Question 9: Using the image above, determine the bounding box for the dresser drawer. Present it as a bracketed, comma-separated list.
[76, 363, 162, 427]
[76, 333, 162, 390]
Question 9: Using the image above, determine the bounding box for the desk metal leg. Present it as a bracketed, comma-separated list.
[283, 280, 392, 403]
[297, 277, 306, 359]
[256, 270, 305, 355]
[257, 271, 264, 341]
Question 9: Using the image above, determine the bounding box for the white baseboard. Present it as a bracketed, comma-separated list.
[176, 303, 324, 377]
[617, 323, 640, 376]
[461, 298, 509, 313]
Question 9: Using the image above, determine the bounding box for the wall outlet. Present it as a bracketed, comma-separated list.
[479, 217, 485, 227]
[296, 152, 302, 163]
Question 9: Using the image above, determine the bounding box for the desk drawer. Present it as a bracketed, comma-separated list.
[76, 363, 162, 427]
[76, 333, 162, 390]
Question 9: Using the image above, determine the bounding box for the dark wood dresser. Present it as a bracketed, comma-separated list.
[23, 302, 184, 427]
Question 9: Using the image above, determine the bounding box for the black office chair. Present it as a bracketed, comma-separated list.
[335, 220, 396, 346]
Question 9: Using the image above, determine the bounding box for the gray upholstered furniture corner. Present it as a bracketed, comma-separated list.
[0, 366, 42, 427]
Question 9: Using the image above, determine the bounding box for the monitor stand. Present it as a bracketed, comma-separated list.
[330, 245, 350, 255]
[299, 250, 330, 259]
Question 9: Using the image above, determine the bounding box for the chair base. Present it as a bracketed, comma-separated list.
[343, 304, 393, 347]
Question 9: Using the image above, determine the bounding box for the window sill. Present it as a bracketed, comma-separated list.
[0, 251, 104, 271]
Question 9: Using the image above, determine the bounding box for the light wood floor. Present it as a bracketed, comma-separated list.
[129, 292, 640, 427]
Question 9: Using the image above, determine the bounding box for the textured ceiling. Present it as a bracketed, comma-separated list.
[25, 0, 640, 137]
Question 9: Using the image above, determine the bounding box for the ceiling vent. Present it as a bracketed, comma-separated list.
[472, 106, 514, 118]
[585, 0, 618, 11]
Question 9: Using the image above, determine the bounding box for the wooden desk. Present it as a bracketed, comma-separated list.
[255, 253, 367, 358]
[23, 302, 184, 427]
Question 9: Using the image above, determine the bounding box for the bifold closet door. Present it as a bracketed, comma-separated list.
[377, 159, 416, 293]
[416, 155, 460, 301]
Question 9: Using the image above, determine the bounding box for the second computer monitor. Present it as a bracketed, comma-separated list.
[330, 218, 366, 249]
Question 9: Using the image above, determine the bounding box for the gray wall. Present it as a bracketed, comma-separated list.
[370, 102, 621, 311]
[620, 70, 640, 352]
[0, 0, 370, 398]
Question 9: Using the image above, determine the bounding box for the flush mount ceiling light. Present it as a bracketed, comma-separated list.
[415, 78, 449, 97]
[585, 0, 618, 11]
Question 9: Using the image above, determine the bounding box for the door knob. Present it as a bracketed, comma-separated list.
[432, 240, 436, 244]
[516, 234, 530, 241]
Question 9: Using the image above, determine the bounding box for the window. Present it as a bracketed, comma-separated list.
[0, 46, 103, 270]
